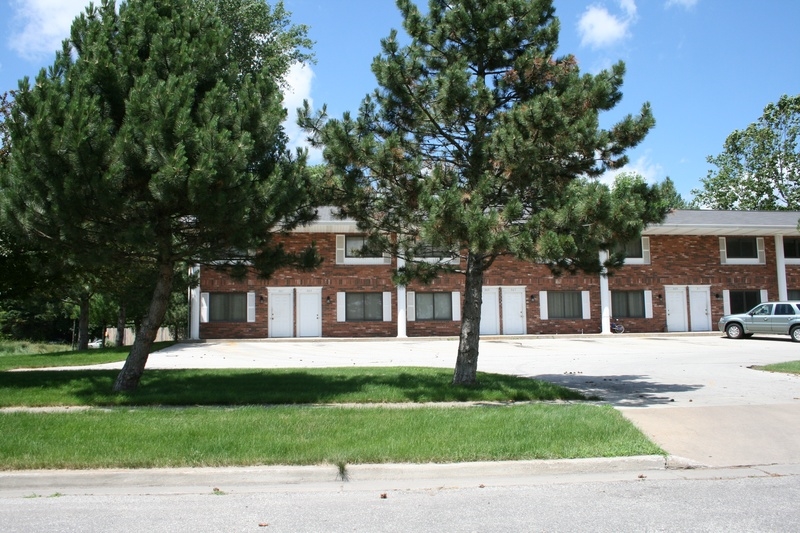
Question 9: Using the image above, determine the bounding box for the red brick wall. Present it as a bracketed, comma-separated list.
[199, 232, 794, 339]
[609, 235, 780, 332]
[200, 233, 397, 338]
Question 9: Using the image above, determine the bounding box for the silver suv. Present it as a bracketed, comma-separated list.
[718, 301, 800, 342]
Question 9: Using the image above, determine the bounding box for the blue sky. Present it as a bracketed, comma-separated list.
[1, 0, 798, 201]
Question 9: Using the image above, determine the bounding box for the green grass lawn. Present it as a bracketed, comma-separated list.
[754, 360, 800, 375]
[0, 366, 589, 407]
[0, 342, 664, 469]
[0, 341, 172, 371]
[0, 404, 661, 469]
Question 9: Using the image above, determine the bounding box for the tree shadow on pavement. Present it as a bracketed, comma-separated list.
[530, 373, 704, 407]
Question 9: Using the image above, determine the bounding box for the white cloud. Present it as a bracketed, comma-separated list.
[577, 1, 638, 49]
[282, 62, 321, 162]
[600, 154, 664, 188]
[8, 0, 88, 60]
[665, 0, 699, 8]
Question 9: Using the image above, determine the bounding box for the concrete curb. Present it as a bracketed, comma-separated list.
[0, 455, 666, 494]
[3, 456, 799, 497]
[0, 455, 667, 496]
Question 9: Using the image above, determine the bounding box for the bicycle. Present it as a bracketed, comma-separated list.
[610, 318, 624, 334]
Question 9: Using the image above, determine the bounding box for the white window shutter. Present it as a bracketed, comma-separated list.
[337, 292, 346, 322]
[200, 292, 209, 323]
[644, 290, 654, 319]
[582, 291, 591, 320]
[335, 235, 345, 264]
[757, 237, 766, 264]
[452, 291, 461, 321]
[247, 292, 256, 323]
[723, 290, 731, 316]
[539, 291, 548, 320]
[760, 289, 769, 303]
[719, 237, 727, 264]
[382, 292, 392, 322]
[407, 291, 416, 322]
[642, 237, 651, 265]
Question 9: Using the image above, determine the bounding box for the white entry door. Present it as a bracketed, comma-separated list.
[296, 288, 322, 337]
[689, 286, 712, 332]
[268, 288, 294, 338]
[665, 286, 688, 333]
[480, 287, 500, 335]
[501, 287, 526, 335]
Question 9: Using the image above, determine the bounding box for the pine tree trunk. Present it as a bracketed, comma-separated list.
[115, 303, 126, 347]
[77, 293, 91, 351]
[453, 251, 485, 385]
[113, 263, 175, 392]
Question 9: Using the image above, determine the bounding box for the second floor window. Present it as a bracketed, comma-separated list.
[784, 237, 800, 259]
[725, 237, 758, 259]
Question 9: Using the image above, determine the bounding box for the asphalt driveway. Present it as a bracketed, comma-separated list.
[98, 333, 800, 467]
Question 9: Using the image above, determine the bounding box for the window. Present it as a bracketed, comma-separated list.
[774, 304, 796, 316]
[725, 237, 758, 259]
[416, 244, 449, 258]
[729, 290, 761, 314]
[345, 293, 383, 321]
[415, 293, 453, 321]
[616, 238, 642, 258]
[612, 291, 646, 318]
[547, 291, 583, 319]
[612, 236, 650, 265]
[336, 235, 389, 265]
[720, 237, 765, 265]
[345, 236, 373, 258]
[752, 303, 773, 316]
[209, 293, 247, 322]
[539, 290, 591, 320]
[788, 290, 800, 301]
[784, 237, 800, 259]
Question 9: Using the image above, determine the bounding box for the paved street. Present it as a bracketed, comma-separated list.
[3, 333, 800, 531]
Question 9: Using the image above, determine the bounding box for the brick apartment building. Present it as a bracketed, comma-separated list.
[188, 209, 800, 339]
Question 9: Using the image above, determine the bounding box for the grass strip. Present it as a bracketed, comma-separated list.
[753, 360, 800, 375]
[0, 367, 588, 407]
[0, 342, 174, 371]
[0, 404, 662, 470]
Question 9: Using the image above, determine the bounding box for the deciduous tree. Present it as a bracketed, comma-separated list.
[692, 94, 800, 210]
[303, 0, 669, 384]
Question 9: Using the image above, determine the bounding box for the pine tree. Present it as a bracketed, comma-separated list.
[0, 0, 318, 391]
[303, 0, 669, 384]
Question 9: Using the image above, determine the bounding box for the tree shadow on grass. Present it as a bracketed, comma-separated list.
[0, 367, 589, 407]
[531, 373, 704, 407]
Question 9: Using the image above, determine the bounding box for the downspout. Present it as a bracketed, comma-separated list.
[396, 256, 407, 338]
[776, 235, 788, 301]
[189, 264, 201, 340]
[599, 250, 611, 334]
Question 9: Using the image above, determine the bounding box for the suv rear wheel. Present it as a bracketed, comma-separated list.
[791, 326, 800, 343]
[725, 323, 744, 339]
